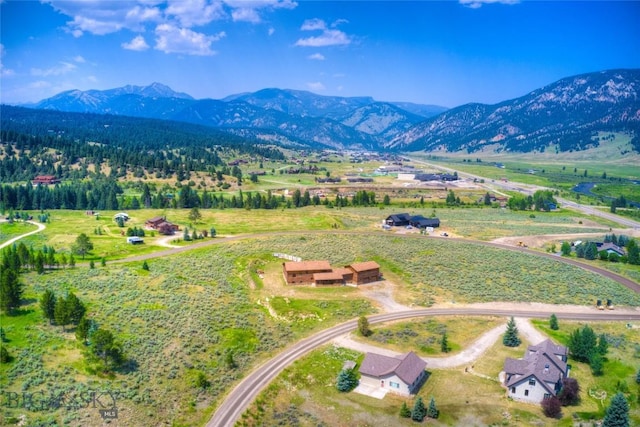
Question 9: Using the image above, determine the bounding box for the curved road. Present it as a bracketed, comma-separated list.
[0, 220, 46, 250]
[207, 307, 640, 427]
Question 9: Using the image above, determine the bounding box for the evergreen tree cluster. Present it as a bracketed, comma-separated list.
[507, 190, 558, 211]
[40, 289, 86, 331]
[568, 325, 609, 375]
[126, 227, 146, 237]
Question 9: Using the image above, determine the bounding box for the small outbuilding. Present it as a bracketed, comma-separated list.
[126, 236, 144, 245]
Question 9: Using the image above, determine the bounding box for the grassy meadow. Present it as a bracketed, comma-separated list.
[1, 196, 639, 426]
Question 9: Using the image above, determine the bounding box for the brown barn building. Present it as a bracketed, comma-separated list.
[283, 260, 332, 285]
[145, 216, 179, 235]
[347, 261, 381, 285]
[32, 175, 60, 185]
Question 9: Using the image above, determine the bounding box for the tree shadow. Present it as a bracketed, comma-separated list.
[117, 358, 139, 374]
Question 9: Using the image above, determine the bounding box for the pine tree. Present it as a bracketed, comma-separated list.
[54, 296, 71, 331]
[627, 239, 640, 265]
[636, 367, 640, 384]
[602, 392, 630, 427]
[76, 316, 92, 344]
[440, 332, 450, 353]
[597, 333, 609, 356]
[66, 292, 86, 325]
[549, 314, 559, 330]
[411, 397, 426, 422]
[40, 289, 56, 324]
[568, 325, 598, 362]
[426, 397, 439, 419]
[336, 369, 358, 392]
[503, 317, 521, 347]
[560, 241, 572, 256]
[142, 260, 150, 271]
[0, 267, 23, 314]
[399, 401, 411, 418]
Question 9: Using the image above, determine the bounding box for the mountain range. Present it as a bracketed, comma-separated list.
[25, 69, 640, 153]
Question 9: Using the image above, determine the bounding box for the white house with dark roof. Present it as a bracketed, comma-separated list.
[359, 351, 427, 396]
[503, 339, 569, 403]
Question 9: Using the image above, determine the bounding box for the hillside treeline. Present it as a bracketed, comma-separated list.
[0, 105, 285, 182]
[0, 180, 380, 211]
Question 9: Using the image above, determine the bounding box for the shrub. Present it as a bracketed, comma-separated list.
[542, 396, 562, 418]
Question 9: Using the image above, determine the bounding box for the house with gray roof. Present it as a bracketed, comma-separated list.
[359, 351, 427, 396]
[503, 339, 569, 403]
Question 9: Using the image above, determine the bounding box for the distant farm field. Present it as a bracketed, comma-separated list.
[5, 205, 620, 262]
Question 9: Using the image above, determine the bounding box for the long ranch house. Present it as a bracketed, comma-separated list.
[359, 351, 427, 396]
[282, 260, 380, 286]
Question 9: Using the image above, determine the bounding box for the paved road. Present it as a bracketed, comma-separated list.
[0, 220, 46, 250]
[408, 157, 640, 230]
[207, 307, 640, 427]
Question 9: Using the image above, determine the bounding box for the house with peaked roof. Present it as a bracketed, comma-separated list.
[347, 261, 381, 285]
[282, 260, 332, 285]
[359, 351, 427, 396]
[596, 242, 625, 257]
[409, 215, 440, 229]
[503, 339, 569, 403]
[385, 213, 412, 227]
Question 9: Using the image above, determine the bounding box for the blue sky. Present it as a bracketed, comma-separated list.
[1, 0, 639, 107]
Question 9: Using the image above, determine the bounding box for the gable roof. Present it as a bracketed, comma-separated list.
[386, 213, 411, 222]
[283, 260, 332, 272]
[348, 261, 380, 272]
[360, 351, 426, 385]
[504, 339, 568, 395]
[313, 271, 345, 281]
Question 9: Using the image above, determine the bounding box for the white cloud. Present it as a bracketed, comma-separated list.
[46, 1, 161, 35]
[66, 15, 125, 36]
[225, 0, 297, 23]
[154, 24, 225, 56]
[122, 35, 150, 51]
[300, 18, 326, 31]
[29, 80, 52, 89]
[231, 8, 261, 23]
[31, 61, 78, 77]
[73, 55, 86, 63]
[296, 17, 351, 47]
[306, 82, 325, 91]
[268, 27, 275, 36]
[307, 53, 325, 61]
[42, 1, 297, 56]
[295, 29, 350, 47]
[459, 0, 519, 8]
[87, 75, 98, 83]
[0, 44, 15, 77]
[166, 0, 225, 27]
